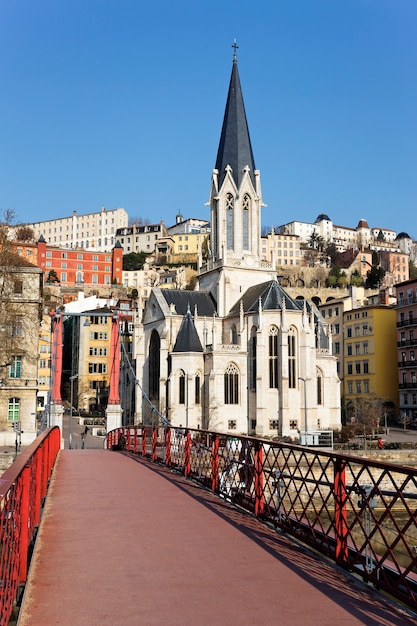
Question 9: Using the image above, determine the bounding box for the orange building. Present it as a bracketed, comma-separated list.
[13, 238, 123, 287]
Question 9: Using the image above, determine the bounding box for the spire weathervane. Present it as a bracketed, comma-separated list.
[232, 38, 239, 62]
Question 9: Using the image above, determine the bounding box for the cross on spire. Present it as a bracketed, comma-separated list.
[232, 39, 239, 62]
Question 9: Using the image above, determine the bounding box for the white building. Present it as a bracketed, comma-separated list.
[29, 207, 128, 252]
[134, 50, 341, 437]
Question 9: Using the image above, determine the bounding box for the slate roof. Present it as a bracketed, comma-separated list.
[172, 309, 203, 353]
[161, 289, 217, 317]
[229, 281, 300, 315]
[215, 51, 256, 190]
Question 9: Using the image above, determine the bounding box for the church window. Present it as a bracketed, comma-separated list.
[224, 363, 239, 404]
[242, 194, 250, 250]
[288, 327, 297, 389]
[149, 330, 160, 403]
[316, 368, 323, 405]
[249, 327, 257, 390]
[230, 324, 238, 344]
[195, 373, 201, 405]
[179, 371, 185, 404]
[226, 193, 234, 250]
[269, 326, 279, 389]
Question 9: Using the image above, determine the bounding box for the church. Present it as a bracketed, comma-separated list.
[134, 48, 341, 437]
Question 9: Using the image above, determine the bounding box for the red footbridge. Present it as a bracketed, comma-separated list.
[1, 426, 417, 625]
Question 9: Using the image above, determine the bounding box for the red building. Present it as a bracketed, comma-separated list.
[15, 237, 123, 287]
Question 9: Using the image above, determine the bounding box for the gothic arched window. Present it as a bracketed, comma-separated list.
[224, 363, 239, 404]
[316, 368, 323, 405]
[226, 193, 234, 250]
[149, 330, 160, 402]
[269, 326, 279, 389]
[288, 327, 297, 389]
[231, 324, 238, 344]
[249, 326, 257, 391]
[179, 371, 185, 405]
[195, 372, 201, 405]
[242, 194, 250, 250]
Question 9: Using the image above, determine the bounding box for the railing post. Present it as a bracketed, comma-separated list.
[152, 428, 157, 462]
[184, 431, 191, 477]
[334, 457, 348, 566]
[165, 428, 171, 467]
[142, 428, 147, 457]
[133, 427, 138, 454]
[254, 443, 265, 516]
[211, 435, 219, 492]
[19, 465, 31, 585]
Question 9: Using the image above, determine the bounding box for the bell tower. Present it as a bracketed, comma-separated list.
[198, 43, 275, 316]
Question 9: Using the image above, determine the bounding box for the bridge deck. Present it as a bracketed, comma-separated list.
[18, 450, 416, 626]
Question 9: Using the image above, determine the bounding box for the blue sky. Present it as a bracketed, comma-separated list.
[1, 0, 416, 236]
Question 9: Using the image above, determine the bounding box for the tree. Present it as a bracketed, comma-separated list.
[46, 269, 60, 284]
[347, 396, 385, 448]
[308, 230, 325, 251]
[0, 210, 42, 440]
[326, 265, 348, 288]
[350, 269, 364, 287]
[365, 265, 385, 289]
[122, 251, 148, 271]
[15, 225, 35, 241]
[409, 260, 417, 280]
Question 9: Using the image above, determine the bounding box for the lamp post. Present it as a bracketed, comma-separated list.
[298, 377, 308, 445]
[69, 374, 78, 449]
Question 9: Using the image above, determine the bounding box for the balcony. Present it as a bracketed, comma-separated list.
[397, 318, 417, 328]
[398, 360, 417, 368]
[399, 382, 417, 390]
[397, 339, 417, 348]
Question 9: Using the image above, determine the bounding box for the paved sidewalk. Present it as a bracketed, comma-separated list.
[18, 450, 417, 626]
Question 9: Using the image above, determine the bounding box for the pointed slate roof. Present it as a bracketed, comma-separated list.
[161, 289, 217, 317]
[229, 281, 300, 315]
[173, 308, 203, 353]
[215, 47, 256, 190]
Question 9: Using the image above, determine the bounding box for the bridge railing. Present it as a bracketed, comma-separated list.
[0, 427, 61, 626]
[106, 426, 417, 612]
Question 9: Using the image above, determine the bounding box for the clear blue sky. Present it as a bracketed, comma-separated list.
[1, 0, 416, 236]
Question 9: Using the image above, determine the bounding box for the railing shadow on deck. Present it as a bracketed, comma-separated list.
[106, 425, 417, 613]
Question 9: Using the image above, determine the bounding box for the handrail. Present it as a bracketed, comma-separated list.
[0, 427, 61, 626]
[106, 426, 417, 612]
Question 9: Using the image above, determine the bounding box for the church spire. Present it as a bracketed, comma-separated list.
[215, 41, 256, 190]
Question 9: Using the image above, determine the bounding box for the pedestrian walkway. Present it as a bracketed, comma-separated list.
[18, 450, 417, 626]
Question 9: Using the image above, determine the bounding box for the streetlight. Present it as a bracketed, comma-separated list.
[298, 377, 308, 445]
[69, 374, 78, 449]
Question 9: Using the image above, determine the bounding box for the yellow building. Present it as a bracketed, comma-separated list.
[343, 305, 398, 422]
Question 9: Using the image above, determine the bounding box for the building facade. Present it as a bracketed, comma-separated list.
[343, 305, 398, 424]
[396, 278, 417, 425]
[134, 50, 341, 437]
[29, 206, 128, 252]
[0, 260, 43, 446]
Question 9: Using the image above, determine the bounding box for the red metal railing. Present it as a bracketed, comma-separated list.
[0, 427, 61, 626]
[106, 426, 417, 610]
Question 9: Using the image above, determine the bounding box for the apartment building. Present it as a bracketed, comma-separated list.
[260, 232, 301, 267]
[343, 305, 398, 422]
[30, 207, 128, 252]
[0, 261, 43, 446]
[396, 278, 417, 425]
[115, 222, 167, 255]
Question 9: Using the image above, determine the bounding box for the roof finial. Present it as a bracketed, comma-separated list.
[232, 38, 239, 63]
